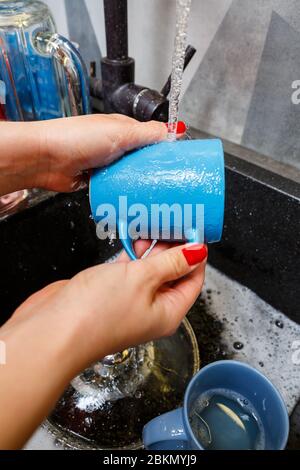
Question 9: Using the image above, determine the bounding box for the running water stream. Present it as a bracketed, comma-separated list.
[167, 0, 192, 141]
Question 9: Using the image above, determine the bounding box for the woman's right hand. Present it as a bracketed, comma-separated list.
[70, 241, 207, 366]
[0, 241, 207, 449]
[11, 241, 207, 371]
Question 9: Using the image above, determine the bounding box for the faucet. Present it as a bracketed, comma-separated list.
[89, 0, 196, 122]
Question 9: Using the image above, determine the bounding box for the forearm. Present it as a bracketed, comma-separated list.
[0, 306, 84, 449]
[0, 122, 43, 196]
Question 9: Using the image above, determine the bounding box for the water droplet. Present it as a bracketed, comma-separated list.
[275, 320, 284, 329]
[233, 342, 244, 350]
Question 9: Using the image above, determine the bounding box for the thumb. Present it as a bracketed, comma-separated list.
[143, 243, 208, 286]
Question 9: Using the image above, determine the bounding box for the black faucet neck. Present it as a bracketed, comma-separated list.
[92, 0, 194, 122]
[103, 0, 129, 61]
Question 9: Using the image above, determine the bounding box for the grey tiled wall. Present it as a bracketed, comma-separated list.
[45, 0, 300, 170]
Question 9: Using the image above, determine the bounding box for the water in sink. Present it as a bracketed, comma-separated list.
[189, 389, 265, 450]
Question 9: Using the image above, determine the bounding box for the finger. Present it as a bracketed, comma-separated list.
[117, 240, 152, 263]
[89, 115, 167, 164]
[142, 243, 208, 287]
[109, 114, 138, 122]
[164, 121, 187, 139]
[160, 262, 206, 318]
[153, 262, 206, 337]
[53, 115, 168, 171]
[116, 119, 167, 156]
[117, 240, 172, 263]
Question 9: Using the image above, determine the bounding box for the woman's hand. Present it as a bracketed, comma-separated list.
[53, 242, 207, 364]
[36, 114, 168, 192]
[0, 115, 167, 196]
[8, 241, 207, 367]
[0, 241, 207, 449]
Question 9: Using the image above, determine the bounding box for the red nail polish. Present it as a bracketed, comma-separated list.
[164, 121, 187, 134]
[176, 121, 187, 134]
[182, 244, 208, 266]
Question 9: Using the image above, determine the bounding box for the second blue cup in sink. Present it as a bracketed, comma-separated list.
[143, 360, 289, 450]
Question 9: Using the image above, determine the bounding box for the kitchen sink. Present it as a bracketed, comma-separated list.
[0, 138, 299, 449]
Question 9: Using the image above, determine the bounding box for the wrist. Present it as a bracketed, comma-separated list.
[0, 121, 46, 195]
[45, 298, 108, 375]
[22, 121, 53, 190]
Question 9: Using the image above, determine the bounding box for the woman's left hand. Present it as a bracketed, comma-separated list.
[0, 115, 167, 196]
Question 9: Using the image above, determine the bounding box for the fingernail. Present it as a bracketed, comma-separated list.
[177, 121, 187, 134]
[182, 244, 208, 266]
[164, 121, 187, 134]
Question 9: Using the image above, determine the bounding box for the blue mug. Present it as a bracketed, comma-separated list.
[90, 139, 225, 260]
[143, 360, 289, 450]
